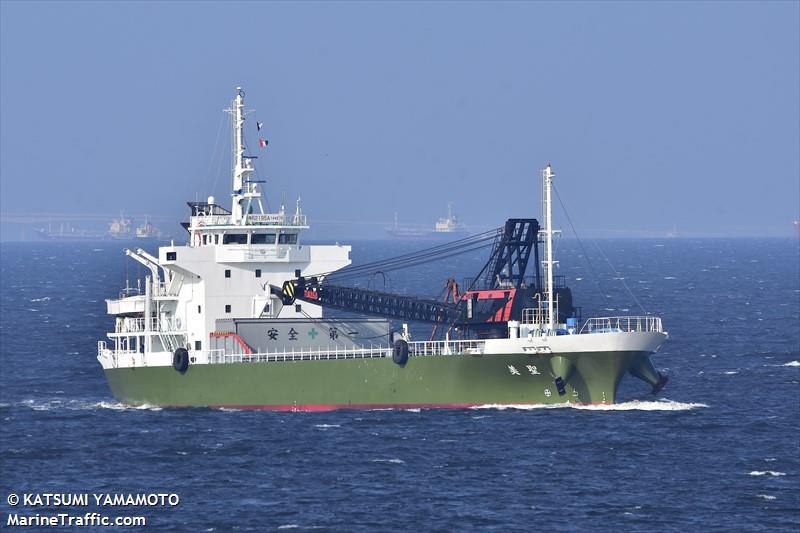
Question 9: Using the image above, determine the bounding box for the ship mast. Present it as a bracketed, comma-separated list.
[542, 163, 557, 331]
[226, 87, 258, 225]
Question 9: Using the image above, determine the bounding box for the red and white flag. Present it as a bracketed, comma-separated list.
[259, 138, 268, 149]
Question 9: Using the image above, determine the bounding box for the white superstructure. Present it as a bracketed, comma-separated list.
[99, 87, 351, 369]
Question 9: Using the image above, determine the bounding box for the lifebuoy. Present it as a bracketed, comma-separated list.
[173, 348, 189, 374]
[392, 340, 409, 366]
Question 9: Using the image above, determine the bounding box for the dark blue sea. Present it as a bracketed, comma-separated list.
[1, 238, 798, 531]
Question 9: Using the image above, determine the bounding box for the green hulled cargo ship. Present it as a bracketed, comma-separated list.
[97, 87, 668, 410]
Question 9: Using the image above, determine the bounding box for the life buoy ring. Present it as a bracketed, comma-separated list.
[392, 340, 409, 366]
[173, 348, 189, 374]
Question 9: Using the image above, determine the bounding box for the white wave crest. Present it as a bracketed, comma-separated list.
[19, 399, 162, 411]
[749, 471, 786, 477]
[314, 424, 341, 429]
[30, 297, 51, 302]
[471, 399, 707, 412]
[370, 458, 405, 464]
[783, 361, 800, 367]
[757, 494, 777, 500]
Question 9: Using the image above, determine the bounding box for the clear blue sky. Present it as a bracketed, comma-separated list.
[1, 1, 798, 239]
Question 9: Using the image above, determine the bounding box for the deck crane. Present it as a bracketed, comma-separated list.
[275, 218, 577, 339]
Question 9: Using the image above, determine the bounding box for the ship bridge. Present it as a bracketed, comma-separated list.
[182, 199, 309, 249]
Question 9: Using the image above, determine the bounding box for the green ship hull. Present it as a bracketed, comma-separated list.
[104, 351, 650, 410]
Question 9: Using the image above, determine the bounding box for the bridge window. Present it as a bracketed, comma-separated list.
[255, 269, 262, 278]
[222, 233, 248, 245]
[251, 233, 276, 245]
[278, 233, 298, 245]
[225, 305, 231, 313]
[224, 269, 231, 278]
[166, 252, 177, 261]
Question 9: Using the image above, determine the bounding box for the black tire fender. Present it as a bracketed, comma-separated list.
[392, 339, 409, 366]
[173, 348, 189, 374]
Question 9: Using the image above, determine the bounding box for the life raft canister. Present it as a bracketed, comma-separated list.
[392, 339, 409, 366]
[173, 348, 189, 374]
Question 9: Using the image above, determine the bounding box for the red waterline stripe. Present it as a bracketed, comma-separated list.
[211, 403, 479, 412]
[207, 402, 610, 412]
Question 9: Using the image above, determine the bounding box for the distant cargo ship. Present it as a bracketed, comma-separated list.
[36, 215, 162, 242]
[108, 215, 133, 239]
[136, 217, 162, 240]
[36, 223, 106, 241]
[387, 203, 469, 240]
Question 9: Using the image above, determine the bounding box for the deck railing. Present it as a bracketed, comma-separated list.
[206, 344, 390, 364]
[114, 317, 184, 334]
[190, 213, 308, 228]
[579, 316, 663, 334]
[408, 339, 485, 356]
[204, 338, 487, 365]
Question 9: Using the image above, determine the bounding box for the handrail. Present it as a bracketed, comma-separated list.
[579, 316, 663, 334]
[206, 344, 390, 364]
[204, 338, 487, 365]
[190, 213, 308, 227]
[115, 317, 185, 333]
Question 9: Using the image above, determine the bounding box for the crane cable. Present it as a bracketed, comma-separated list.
[314, 228, 501, 282]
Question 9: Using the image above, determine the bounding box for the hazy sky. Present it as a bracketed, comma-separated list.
[1, 1, 798, 239]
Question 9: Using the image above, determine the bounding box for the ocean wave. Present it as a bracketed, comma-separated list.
[757, 494, 777, 500]
[471, 399, 707, 411]
[370, 458, 405, 464]
[314, 424, 341, 429]
[749, 471, 786, 477]
[29, 297, 51, 302]
[19, 399, 162, 411]
[783, 361, 800, 367]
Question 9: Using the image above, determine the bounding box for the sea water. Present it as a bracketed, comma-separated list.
[0, 238, 797, 531]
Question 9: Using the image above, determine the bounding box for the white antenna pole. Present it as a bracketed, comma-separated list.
[543, 163, 555, 331]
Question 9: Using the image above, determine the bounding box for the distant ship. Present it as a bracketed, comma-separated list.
[387, 203, 469, 240]
[36, 223, 106, 241]
[108, 215, 133, 239]
[135, 217, 161, 240]
[36, 215, 161, 242]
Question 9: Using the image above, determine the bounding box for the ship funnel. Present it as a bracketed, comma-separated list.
[628, 354, 668, 394]
[550, 355, 574, 396]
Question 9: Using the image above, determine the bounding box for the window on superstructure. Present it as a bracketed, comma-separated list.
[166, 252, 177, 261]
[225, 305, 231, 313]
[225, 269, 231, 278]
[215, 234, 220, 245]
[251, 233, 276, 245]
[222, 233, 248, 245]
[197, 305, 201, 313]
[255, 269, 261, 278]
[278, 233, 298, 245]
[195, 341, 201, 350]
